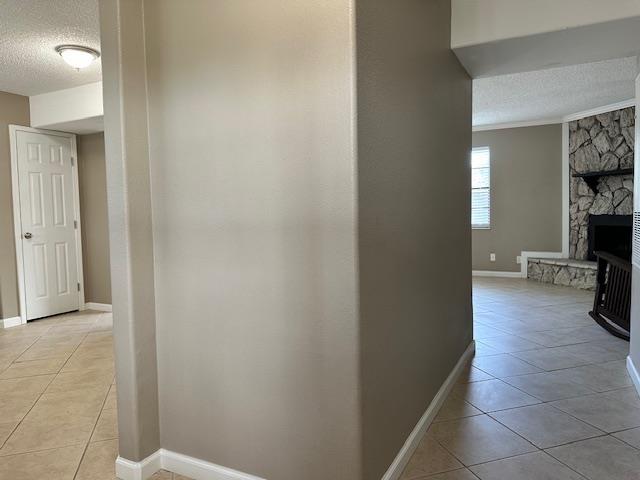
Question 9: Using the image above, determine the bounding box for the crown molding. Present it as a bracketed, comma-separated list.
[563, 99, 636, 122]
[472, 117, 562, 132]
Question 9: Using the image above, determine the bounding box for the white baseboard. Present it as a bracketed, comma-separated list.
[381, 341, 476, 480]
[116, 448, 266, 480]
[0, 316, 22, 329]
[472, 270, 523, 278]
[627, 356, 640, 397]
[520, 251, 564, 278]
[85, 302, 113, 312]
[116, 451, 162, 480]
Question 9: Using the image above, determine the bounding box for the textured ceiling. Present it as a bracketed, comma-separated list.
[0, 0, 101, 96]
[473, 57, 638, 127]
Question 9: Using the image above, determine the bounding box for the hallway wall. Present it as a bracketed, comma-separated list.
[0, 91, 30, 320]
[356, 0, 473, 478]
[77, 132, 112, 305]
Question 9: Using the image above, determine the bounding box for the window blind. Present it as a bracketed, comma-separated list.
[471, 147, 490, 229]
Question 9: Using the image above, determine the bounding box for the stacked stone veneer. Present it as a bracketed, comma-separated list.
[569, 107, 635, 260]
[527, 258, 597, 290]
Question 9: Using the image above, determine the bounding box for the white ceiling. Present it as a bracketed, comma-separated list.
[473, 57, 638, 127]
[0, 0, 101, 96]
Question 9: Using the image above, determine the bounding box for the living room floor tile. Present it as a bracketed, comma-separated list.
[489, 403, 604, 448]
[546, 436, 640, 480]
[470, 451, 586, 480]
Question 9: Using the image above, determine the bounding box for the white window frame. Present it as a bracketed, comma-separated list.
[471, 146, 491, 230]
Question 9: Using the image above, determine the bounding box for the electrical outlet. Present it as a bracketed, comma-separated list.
[516, 256, 522, 264]
[490, 253, 496, 262]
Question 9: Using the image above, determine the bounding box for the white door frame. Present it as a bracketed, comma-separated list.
[8, 125, 85, 325]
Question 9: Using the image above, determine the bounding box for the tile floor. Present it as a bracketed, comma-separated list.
[401, 277, 640, 480]
[0, 309, 190, 480]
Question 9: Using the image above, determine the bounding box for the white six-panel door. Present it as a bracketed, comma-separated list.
[14, 129, 80, 320]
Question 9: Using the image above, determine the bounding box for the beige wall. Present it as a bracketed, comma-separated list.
[472, 125, 563, 272]
[356, 1, 472, 477]
[99, 0, 161, 462]
[0, 92, 30, 320]
[77, 133, 111, 305]
[143, 1, 360, 479]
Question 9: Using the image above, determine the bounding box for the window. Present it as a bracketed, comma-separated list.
[471, 147, 490, 229]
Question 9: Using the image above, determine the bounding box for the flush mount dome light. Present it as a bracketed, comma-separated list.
[55, 45, 100, 70]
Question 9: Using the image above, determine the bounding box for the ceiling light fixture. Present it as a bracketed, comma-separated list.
[55, 45, 100, 70]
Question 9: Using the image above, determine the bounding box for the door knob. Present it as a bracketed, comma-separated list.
[23, 232, 32, 239]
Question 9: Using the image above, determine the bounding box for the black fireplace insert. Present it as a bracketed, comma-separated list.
[587, 215, 632, 261]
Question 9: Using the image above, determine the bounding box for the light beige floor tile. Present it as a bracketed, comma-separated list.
[75, 439, 118, 480]
[502, 371, 596, 402]
[547, 436, 640, 480]
[510, 348, 590, 371]
[0, 421, 17, 447]
[473, 342, 502, 357]
[0, 358, 66, 379]
[0, 443, 84, 479]
[17, 344, 78, 361]
[0, 375, 54, 396]
[452, 379, 540, 413]
[490, 404, 604, 448]
[472, 354, 542, 377]
[559, 342, 629, 363]
[91, 408, 118, 442]
[458, 365, 494, 384]
[470, 451, 586, 480]
[0, 389, 106, 455]
[428, 415, 537, 466]
[612, 427, 640, 450]
[473, 325, 508, 340]
[0, 392, 41, 423]
[400, 435, 463, 479]
[103, 384, 117, 410]
[602, 387, 640, 408]
[435, 395, 482, 422]
[61, 355, 114, 374]
[149, 470, 173, 479]
[0, 419, 94, 456]
[45, 368, 114, 394]
[550, 393, 640, 433]
[474, 334, 542, 354]
[423, 468, 479, 479]
[551, 361, 632, 393]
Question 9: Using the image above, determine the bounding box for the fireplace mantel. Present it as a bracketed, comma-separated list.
[572, 168, 634, 193]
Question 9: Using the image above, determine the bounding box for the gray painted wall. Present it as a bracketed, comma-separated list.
[143, 1, 360, 479]
[0, 91, 30, 320]
[99, 0, 161, 462]
[472, 125, 563, 272]
[77, 132, 112, 305]
[356, 1, 472, 477]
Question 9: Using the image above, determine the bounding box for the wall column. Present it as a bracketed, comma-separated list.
[98, 0, 160, 462]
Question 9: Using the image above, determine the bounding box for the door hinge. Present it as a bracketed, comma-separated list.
[71, 157, 75, 166]
[77, 282, 81, 292]
[74, 220, 78, 229]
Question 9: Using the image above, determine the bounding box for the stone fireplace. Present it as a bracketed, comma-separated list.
[528, 106, 635, 290]
[569, 107, 635, 260]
